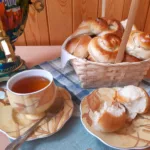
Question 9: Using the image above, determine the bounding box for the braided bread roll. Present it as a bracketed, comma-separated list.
[99, 19, 124, 38]
[73, 18, 108, 36]
[126, 30, 150, 60]
[88, 34, 121, 63]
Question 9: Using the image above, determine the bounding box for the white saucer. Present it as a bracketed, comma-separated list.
[80, 89, 150, 150]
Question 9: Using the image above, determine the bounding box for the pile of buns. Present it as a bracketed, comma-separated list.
[66, 18, 150, 63]
[91, 85, 150, 133]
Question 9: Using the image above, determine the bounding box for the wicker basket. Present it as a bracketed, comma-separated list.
[61, 0, 150, 88]
[61, 35, 150, 88]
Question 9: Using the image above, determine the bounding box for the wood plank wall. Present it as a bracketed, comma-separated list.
[15, 0, 150, 46]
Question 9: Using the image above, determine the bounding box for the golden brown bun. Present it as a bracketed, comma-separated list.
[92, 88, 127, 133]
[123, 53, 141, 62]
[117, 85, 150, 121]
[99, 19, 124, 38]
[88, 34, 121, 63]
[107, 19, 124, 38]
[96, 105, 127, 132]
[73, 18, 108, 36]
[66, 35, 91, 58]
[126, 30, 150, 60]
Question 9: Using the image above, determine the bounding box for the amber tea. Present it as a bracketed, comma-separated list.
[12, 76, 50, 94]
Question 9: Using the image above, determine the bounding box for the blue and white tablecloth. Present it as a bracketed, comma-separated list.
[20, 58, 150, 150]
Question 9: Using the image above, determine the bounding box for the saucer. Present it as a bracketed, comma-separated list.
[80, 90, 150, 150]
[0, 86, 74, 141]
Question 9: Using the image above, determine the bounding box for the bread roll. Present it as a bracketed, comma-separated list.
[92, 88, 126, 133]
[73, 18, 108, 36]
[123, 53, 141, 62]
[66, 35, 91, 58]
[99, 19, 124, 38]
[93, 102, 126, 132]
[126, 30, 150, 60]
[88, 34, 121, 63]
[117, 85, 150, 120]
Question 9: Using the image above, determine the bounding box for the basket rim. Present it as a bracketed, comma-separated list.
[71, 57, 150, 67]
[61, 34, 150, 67]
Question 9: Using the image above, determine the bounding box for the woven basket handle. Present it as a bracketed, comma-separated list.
[115, 0, 140, 63]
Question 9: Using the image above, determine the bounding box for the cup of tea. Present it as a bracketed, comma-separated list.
[6, 69, 57, 120]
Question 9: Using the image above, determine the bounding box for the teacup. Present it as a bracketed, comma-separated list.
[6, 69, 57, 120]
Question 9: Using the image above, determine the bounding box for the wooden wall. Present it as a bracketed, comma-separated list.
[15, 0, 150, 46]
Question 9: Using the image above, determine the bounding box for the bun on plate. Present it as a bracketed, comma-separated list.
[88, 34, 121, 63]
[89, 86, 150, 133]
[92, 88, 127, 133]
[66, 35, 91, 58]
[117, 85, 150, 120]
[126, 30, 150, 60]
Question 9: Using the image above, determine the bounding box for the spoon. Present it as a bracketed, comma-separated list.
[5, 100, 64, 150]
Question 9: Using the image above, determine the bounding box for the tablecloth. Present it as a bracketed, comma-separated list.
[19, 58, 150, 150]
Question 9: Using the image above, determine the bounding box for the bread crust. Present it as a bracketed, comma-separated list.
[88, 34, 121, 63]
[98, 19, 124, 38]
[73, 19, 108, 36]
[127, 30, 150, 60]
[97, 110, 126, 132]
[66, 35, 91, 58]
